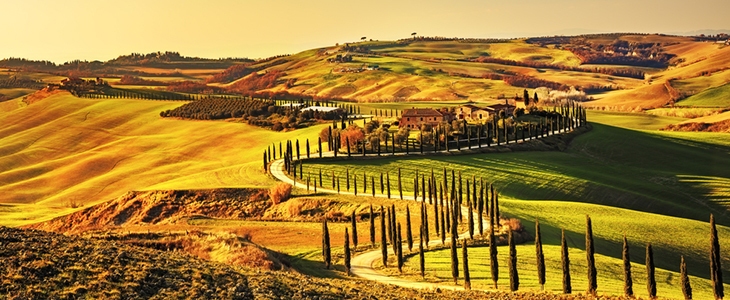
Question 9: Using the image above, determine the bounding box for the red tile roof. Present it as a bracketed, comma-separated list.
[401, 108, 444, 117]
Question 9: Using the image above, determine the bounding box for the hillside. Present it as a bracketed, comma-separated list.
[0, 92, 325, 226]
[3, 226, 622, 300]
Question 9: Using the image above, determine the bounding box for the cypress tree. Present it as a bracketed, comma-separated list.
[450, 218, 459, 285]
[680, 255, 692, 300]
[463, 240, 471, 290]
[422, 202, 430, 245]
[346, 169, 350, 191]
[623, 235, 634, 297]
[296, 139, 300, 160]
[406, 206, 413, 252]
[397, 222, 404, 273]
[647, 243, 657, 299]
[445, 199, 451, 234]
[509, 229, 519, 291]
[344, 228, 351, 276]
[354, 175, 358, 196]
[478, 179, 484, 236]
[434, 184, 440, 236]
[467, 202, 474, 240]
[710, 214, 724, 300]
[306, 139, 310, 158]
[536, 219, 546, 290]
[322, 218, 331, 269]
[440, 205, 446, 245]
[363, 172, 367, 194]
[371, 177, 375, 197]
[318, 137, 322, 158]
[490, 220, 499, 289]
[391, 205, 398, 254]
[380, 206, 387, 267]
[586, 215, 597, 296]
[380, 172, 384, 194]
[561, 229, 571, 294]
[263, 151, 267, 171]
[346, 137, 351, 157]
[331, 170, 335, 189]
[398, 168, 403, 200]
[494, 192, 500, 228]
[319, 169, 323, 187]
[386, 172, 391, 198]
[419, 225, 425, 279]
[351, 210, 358, 250]
[413, 176, 418, 200]
[369, 205, 375, 246]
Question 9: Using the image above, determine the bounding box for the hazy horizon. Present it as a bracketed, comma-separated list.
[2, 0, 728, 64]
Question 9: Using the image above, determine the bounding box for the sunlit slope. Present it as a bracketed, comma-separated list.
[407, 200, 730, 299]
[242, 40, 632, 101]
[300, 113, 730, 223]
[0, 93, 324, 225]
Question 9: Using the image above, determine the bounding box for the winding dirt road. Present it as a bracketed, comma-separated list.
[268, 124, 578, 291]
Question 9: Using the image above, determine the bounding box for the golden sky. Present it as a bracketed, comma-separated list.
[1, 0, 728, 63]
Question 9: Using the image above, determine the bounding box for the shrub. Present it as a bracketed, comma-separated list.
[269, 183, 292, 204]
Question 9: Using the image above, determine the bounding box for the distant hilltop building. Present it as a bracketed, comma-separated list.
[456, 104, 493, 121]
[300, 106, 343, 113]
[399, 108, 454, 129]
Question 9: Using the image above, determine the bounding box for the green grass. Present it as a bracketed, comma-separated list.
[676, 83, 730, 108]
[0, 88, 37, 100]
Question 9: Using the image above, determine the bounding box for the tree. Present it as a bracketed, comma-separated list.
[306, 139, 310, 158]
[419, 225, 425, 279]
[344, 228, 351, 276]
[351, 210, 358, 250]
[586, 215, 597, 296]
[681, 255, 692, 300]
[318, 137, 322, 158]
[398, 168, 403, 200]
[406, 206, 413, 252]
[463, 240, 471, 290]
[647, 243, 657, 299]
[380, 206, 388, 267]
[450, 217, 459, 285]
[369, 205, 375, 246]
[710, 214, 724, 300]
[509, 229, 519, 291]
[623, 235, 634, 297]
[490, 223, 499, 289]
[536, 219, 546, 290]
[322, 218, 331, 269]
[561, 229, 571, 294]
[523, 89, 530, 106]
[533, 92, 539, 104]
[467, 201, 474, 240]
[397, 222, 404, 273]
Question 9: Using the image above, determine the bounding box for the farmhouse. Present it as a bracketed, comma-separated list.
[399, 108, 454, 129]
[456, 104, 493, 121]
[487, 102, 516, 116]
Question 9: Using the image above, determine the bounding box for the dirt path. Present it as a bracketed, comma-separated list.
[268, 124, 577, 291]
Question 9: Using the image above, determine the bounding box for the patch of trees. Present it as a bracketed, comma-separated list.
[117, 75, 168, 86]
[0, 75, 44, 89]
[205, 64, 257, 84]
[166, 81, 224, 94]
[504, 75, 569, 91]
[571, 49, 671, 68]
[161, 98, 275, 120]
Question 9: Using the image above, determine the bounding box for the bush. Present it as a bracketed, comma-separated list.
[269, 183, 292, 204]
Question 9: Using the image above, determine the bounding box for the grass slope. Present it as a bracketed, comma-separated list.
[676, 83, 730, 108]
[0, 92, 325, 226]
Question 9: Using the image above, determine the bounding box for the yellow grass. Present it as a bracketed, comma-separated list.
[0, 92, 326, 226]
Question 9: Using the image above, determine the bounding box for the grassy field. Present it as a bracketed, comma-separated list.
[0, 92, 327, 226]
[675, 83, 730, 108]
[295, 110, 730, 298]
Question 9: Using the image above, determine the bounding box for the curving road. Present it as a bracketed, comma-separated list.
[268, 123, 581, 291]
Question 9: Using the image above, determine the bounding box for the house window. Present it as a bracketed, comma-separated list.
[420, 117, 423, 121]
[407, 117, 410, 121]
[479, 114, 482, 119]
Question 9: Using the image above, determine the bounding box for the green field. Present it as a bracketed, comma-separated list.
[296, 110, 730, 298]
[676, 83, 730, 108]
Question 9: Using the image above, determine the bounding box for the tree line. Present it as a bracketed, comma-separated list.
[322, 194, 723, 300]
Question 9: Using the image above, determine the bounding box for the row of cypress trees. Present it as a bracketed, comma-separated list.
[323, 210, 724, 300]
[263, 102, 588, 172]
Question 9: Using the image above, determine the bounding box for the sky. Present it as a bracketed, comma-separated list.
[1, 0, 728, 63]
